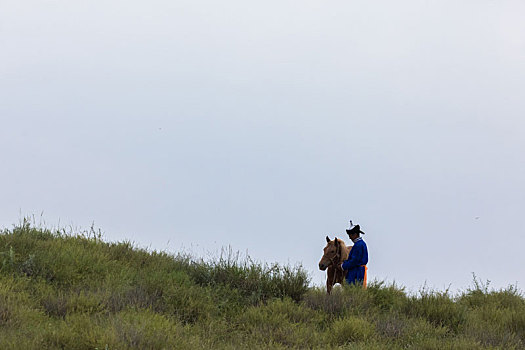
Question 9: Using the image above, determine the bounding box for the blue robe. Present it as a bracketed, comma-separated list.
[342, 238, 368, 285]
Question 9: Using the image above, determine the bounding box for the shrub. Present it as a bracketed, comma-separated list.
[110, 310, 184, 349]
[40, 292, 69, 319]
[463, 305, 524, 348]
[404, 290, 466, 333]
[459, 276, 524, 310]
[458, 276, 525, 347]
[366, 280, 407, 312]
[179, 248, 310, 304]
[409, 336, 483, 350]
[302, 284, 372, 319]
[402, 317, 449, 342]
[0, 276, 43, 328]
[330, 316, 375, 345]
[41, 313, 110, 349]
[508, 308, 525, 342]
[374, 313, 407, 340]
[236, 298, 323, 348]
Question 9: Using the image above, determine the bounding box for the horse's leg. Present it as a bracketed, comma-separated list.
[335, 265, 345, 285]
[326, 266, 334, 294]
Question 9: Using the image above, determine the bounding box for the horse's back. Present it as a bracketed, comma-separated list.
[340, 241, 352, 263]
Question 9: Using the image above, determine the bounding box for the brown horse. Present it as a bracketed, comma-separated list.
[318, 236, 352, 294]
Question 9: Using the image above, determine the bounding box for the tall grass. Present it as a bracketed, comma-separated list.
[175, 246, 310, 303]
[0, 220, 523, 349]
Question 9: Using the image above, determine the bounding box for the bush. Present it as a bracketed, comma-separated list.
[302, 284, 372, 319]
[366, 280, 407, 312]
[110, 310, 184, 349]
[457, 276, 525, 347]
[330, 316, 375, 345]
[178, 248, 310, 304]
[409, 336, 483, 350]
[463, 305, 524, 348]
[374, 313, 408, 340]
[235, 298, 324, 348]
[402, 317, 449, 342]
[459, 276, 524, 310]
[404, 290, 466, 333]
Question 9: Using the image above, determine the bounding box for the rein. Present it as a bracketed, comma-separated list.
[328, 242, 341, 268]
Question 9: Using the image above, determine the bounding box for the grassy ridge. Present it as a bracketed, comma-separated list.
[0, 221, 524, 349]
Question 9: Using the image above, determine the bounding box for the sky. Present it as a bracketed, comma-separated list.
[1, 0, 524, 293]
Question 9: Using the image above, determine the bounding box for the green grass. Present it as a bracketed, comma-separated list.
[0, 220, 524, 349]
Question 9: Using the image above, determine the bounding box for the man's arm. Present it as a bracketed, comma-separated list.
[342, 243, 363, 270]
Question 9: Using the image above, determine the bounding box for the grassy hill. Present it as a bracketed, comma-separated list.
[0, 221, 524, 349]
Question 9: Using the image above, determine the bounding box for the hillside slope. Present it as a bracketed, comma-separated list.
[0, 221, 524, 349]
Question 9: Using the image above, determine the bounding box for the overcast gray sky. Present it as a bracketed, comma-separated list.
[1, 0, 524, 292]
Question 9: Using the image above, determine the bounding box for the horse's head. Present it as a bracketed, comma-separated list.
[319, 236, 341, 271]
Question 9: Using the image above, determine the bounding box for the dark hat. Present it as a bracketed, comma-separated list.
[346, 221, 365, 236]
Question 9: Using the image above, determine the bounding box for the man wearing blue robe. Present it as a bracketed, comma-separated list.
[342, 222, 368, 286]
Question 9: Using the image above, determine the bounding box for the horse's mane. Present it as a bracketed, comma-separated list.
[334, 238, 351, 264]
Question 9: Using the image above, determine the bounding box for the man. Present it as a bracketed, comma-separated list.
[342, 221, 368, 287]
